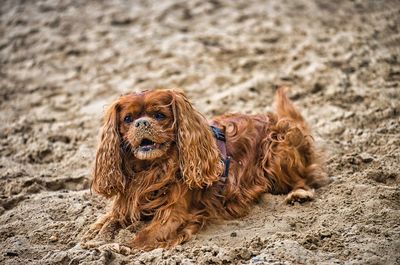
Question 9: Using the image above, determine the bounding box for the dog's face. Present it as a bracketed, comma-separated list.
[118, 91, 175, 160]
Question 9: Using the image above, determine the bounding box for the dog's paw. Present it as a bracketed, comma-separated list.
[285, 188, 314, 204]
[82, 218, 121, 243]
[98, 243, 131, 255]
[80, 239, 106, 249]
[80, 241, 131, 255]
[131, 231, 167, 251]
[81, 225, 102, 243]
[131, 236, 156, 251]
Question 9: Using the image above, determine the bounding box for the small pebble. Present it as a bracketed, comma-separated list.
[49, 235, 58, 242]
[230, 232, 237, 237]
[359, 153, 373, 163]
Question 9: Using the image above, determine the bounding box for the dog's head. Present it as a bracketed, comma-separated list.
[92, 89, 223, 196]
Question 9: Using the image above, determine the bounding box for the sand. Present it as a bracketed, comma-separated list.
[1, 0, 399, 264]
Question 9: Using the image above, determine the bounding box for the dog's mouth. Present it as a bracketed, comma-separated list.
[134, 138, 169, 160]
[138, 138, 164, 151]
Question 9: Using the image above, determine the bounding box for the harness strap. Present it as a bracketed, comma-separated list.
[210, 125, 231, 182]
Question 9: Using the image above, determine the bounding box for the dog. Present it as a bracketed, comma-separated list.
[81, 87, 328, 251]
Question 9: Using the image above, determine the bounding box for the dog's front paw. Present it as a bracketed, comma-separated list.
[80, 239, 107, 249]
[131, 231, 166, 251]
[285, 188, 315, 204]
[81, 224, 103, 244]
[80, 214, 122, 248]
[98, 243, 131, 255]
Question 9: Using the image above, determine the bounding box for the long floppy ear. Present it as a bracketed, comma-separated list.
[171, 90, 223, 189]
[92, 100, 125, 197]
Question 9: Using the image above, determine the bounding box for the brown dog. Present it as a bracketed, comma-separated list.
[81, 88, 328, 250]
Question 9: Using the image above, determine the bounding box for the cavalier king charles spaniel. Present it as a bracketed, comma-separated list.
[81, 88, 328, 251]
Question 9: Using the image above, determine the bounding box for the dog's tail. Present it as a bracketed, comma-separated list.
[272, 87, 329, 189]
[275, 87, 309, 132]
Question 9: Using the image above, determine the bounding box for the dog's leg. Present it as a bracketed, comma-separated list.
[132, 216, 202, 250]
[284, 161, 328, 204]
[131, 193, 201, 250]
[263, 118, 326, 205]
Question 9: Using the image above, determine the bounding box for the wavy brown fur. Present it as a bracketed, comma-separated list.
[172, 90, 224, 189]
[92, 101, 126, 198]
[83, 88, 329, 250]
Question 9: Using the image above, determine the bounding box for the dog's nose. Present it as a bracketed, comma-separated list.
[135, 118, 150, 128]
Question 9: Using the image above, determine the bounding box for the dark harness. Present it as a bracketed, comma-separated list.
[210, 125, 231, 182]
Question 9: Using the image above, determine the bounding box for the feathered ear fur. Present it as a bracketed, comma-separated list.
[171, 90, 223, 189]
[92, 100, 125, 197]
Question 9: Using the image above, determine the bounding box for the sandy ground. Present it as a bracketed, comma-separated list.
[1, 0, 399, 264]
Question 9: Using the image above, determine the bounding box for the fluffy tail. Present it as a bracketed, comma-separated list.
[275, 87, 309, 132]
[272, 86, 330, 189]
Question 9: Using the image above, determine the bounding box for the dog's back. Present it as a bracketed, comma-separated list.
[213, 87, 329, 210]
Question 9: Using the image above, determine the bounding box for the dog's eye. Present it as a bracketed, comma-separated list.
[124, 115, 133, 124]
[154, 112, 166, 120]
